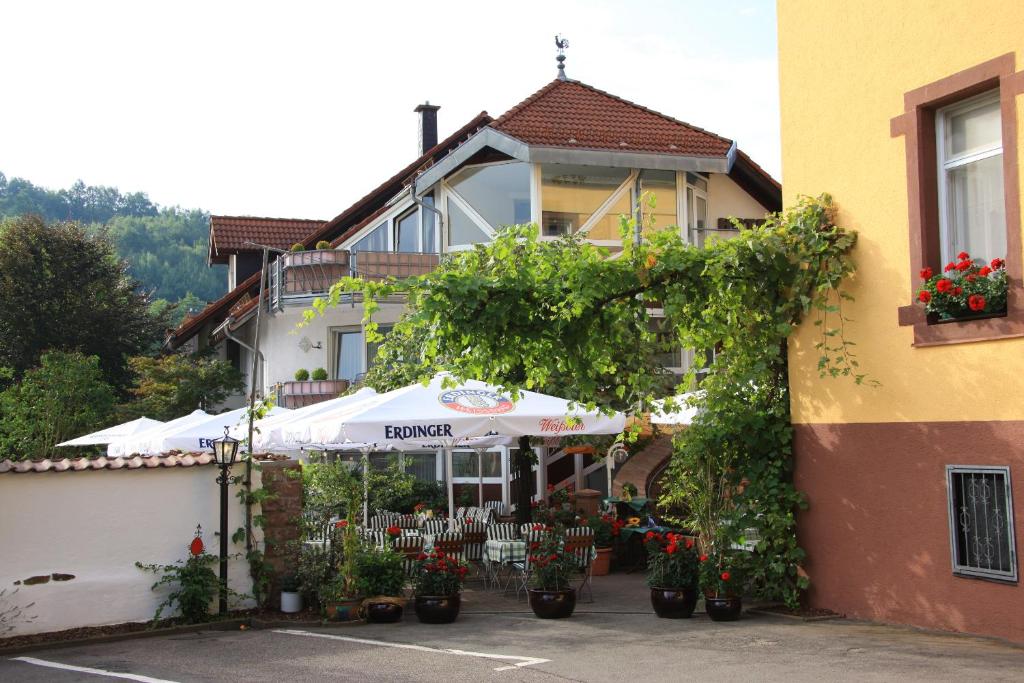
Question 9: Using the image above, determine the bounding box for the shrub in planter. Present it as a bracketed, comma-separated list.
[311, 367, 328, 381]
[586, 513, 616, 576]
[321, 576, 362, 622]
[294, 368, 310, 381]
[917, 253, 1007, 319]
[290, 243, 305, 252]
[412, 550, 469, 623]
[354, 545, 406, 623]
[527, 528, 580, 619]
[645, 531, 699, 618]
[699, 551, 744, 621]
[279, 574, 303, 613]
[315, 240, 332, 250]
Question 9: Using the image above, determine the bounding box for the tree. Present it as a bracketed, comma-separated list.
[0, 215, 166, 389]
[310, 195, 861, 607]
[119, 352, 244, 421]
[0, 351, 116, 460]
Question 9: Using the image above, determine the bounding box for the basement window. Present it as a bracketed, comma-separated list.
[946, 465, 1018, 582]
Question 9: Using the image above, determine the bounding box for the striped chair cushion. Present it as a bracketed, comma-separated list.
[483, 500, 505, 517]
[362, 529, 388, 549]
[459, 522, 488, 562]
[454, 507, 468, 520]
[368, 513, 399, 530]
[396, 514, 419, 529]
[432, 531, 465, 561]
[487, 523, 519, 541]
[564, 528, 595, 569]
[393, 535, 425, 578]
[421, 518, 448, 536]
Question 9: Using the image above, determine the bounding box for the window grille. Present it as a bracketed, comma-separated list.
[946, 466, 1017, 582]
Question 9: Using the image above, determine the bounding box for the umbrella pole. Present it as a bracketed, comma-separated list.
[477, 449, 484, 507]
[445, 446, 455, 521]
[362, 449, 370, 524]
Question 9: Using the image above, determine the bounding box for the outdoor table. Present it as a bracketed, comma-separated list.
[482, 539, 526, 589]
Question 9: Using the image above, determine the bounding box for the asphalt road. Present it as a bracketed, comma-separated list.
[2, 610, 1023, 682]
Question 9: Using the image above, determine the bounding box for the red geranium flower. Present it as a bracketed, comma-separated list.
[919, 267, 933, 279]
[955, 260, 971, 272]
[979, 266, 992, 276]
[549, 554, 557, 561]
[969, 294, 987, 312]
[720, 571, 731, 581]
[417, 552, 427, 560]
[965, 274, 977, 282]
[386, 525, 401, 537]
[685, 538, 694, 550]
[666, 543, 678, 555]
[953, 286, 963, 296]
[645, 531, 655, 540]
[935, 278, 953, 293]
[334, 520, 348, 528]
[992, 258, 1005, 269]
[699, 554, 708, 562]
[944, 262, 956, 272]
[918, 290, 931, 303]
[465, 517, 473, 524]
[957, 251, 970, 260]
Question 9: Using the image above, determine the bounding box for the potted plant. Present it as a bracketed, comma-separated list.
[315, 240, 332, 250]
[294, 368, 310, 381]
[353, 545, 407, 623]
[412, 549, 469, 623]
[311, 367, 329, 381]
[645, 531, 699, 618]
[916, 253, 1007, 320]
[290, 243, 305, 252]
[586, 513, 616, 576]
[699, 551, 743, 621]
[279, 574, 303, 613]
[527, 529, 580, 619]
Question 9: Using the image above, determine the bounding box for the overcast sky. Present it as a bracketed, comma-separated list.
[1, 0, 779, 220]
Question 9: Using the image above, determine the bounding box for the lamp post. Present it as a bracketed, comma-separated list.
[210, 426, 240, 615]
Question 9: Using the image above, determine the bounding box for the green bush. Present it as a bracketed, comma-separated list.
[311, 367, 328, 381]
[136, 551, 223, 624]
[294, 368, 310, 381]
[290, 243, 305, 252]
[353, 545, 406, 597]
[315, 240, 331, 250]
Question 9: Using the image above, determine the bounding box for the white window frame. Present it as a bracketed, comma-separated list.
[945, 464, 1017, 582]
[571, 169, 638, 238]
[339, 197, 421, 252]
[329, 325, 364, 382]
[935, 90, 1004, 265]
[647, 309, 687, 374]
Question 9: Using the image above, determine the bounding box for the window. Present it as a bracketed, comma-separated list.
[936, 92, 1006, 265]
[395, 209, 419, 253]
[448, 162, 531, 231]
[404, 452, 438, 481]
[365, 325, 393, 371]
[946, 466, 1017, 582]
[640, 170, 677, 233]
[333, 328, 362, 382]
[541, 164, 631, 238]
[452, 451, 502, 478]
[447, 198, 490, 246]
[352, 222, 387, 252]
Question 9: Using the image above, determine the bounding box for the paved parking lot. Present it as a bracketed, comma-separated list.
[3, 605, 1024, 682]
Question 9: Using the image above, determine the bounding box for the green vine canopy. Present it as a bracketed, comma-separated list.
[306, 194, 861, 608]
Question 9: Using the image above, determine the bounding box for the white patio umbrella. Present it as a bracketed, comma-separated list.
[107, 409, 211, 457]
[57, 416, 164, 447]
[301, 373, 625, 519]
[109, 406, 290, 456]
[244, 387, 378, 453]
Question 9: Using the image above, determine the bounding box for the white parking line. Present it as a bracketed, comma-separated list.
[11, 656, 180, 682]
[271, 628, 550, 672]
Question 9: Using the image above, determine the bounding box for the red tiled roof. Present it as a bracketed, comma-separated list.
[209, 216, 326, 264]
[491, 79, 734, 158]
[0, 453, 289, 474]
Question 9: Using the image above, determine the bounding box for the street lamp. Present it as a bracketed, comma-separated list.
[210, 426, 240, 615]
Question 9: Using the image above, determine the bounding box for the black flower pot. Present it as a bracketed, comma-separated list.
[414, 594, 461, 624]
[705, 596, 742, 621]
[528, 588, 577, 619]
[364, 600, 404, 623]
[650, 587, 698, 619]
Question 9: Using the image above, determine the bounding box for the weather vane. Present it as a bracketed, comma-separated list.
[555, 34, 569, 81]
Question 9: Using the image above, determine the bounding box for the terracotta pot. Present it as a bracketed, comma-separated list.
[649, 587, 697, 618]
[705, 595, 742, 621]
[325, 597, 363, 622]
[591, 547, 613, 576]
[414, 594, 461, 624]
[364, 599, 404, 623]
[528, 588, 577, 619]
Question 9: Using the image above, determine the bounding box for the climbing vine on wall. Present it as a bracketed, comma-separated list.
[306, 193, 862, 607]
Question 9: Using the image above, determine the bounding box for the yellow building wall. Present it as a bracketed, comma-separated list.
[779, 0, 1024, 425]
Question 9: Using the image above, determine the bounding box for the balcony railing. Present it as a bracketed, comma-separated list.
[268, 249, 440, 311]
[277, 379, 351, 409]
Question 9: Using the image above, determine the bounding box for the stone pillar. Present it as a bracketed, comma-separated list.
[259, 459, 302, 608]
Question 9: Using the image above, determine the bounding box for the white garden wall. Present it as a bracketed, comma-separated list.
[0, 462, 260, 636]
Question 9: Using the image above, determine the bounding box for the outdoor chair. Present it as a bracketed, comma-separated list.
[362, 528, 388, 549]
[564, 527, 596, 602]
[368, 513, 399, 530]
[509, 530, 548, 599]
[421, 518, 448, 539]
[396, 514, 418, 530]
[454, 506, 468, 520]
[485, 523, 519, 588]
[432, 531, 466, 563]
[459, 522, 488, 582]
[393, 535, 425, 584]
[483, 500, 505, 518]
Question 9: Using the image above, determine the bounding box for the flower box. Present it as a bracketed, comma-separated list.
[916, 253, 1007, 322]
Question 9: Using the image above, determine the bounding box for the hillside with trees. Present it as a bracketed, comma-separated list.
[0, 171, 226, 319]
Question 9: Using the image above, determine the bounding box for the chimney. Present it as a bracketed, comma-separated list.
[414, 102, 440, 155]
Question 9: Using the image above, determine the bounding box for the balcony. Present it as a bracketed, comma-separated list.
[277, 379, 351, 409]
[269, 250, 440, 310]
